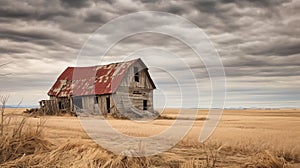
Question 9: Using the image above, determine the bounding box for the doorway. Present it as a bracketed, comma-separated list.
[106, 96, 110, 113]
[143, 100, 147, 110]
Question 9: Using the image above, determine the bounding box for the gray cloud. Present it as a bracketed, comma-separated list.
[0, 1, 72, 21]
[245, 40, 300, 56]
[60, 0, 92, 8]
[0, 0, 299, 107]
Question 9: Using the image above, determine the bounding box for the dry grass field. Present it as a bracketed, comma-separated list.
[0, 108, 299, 167]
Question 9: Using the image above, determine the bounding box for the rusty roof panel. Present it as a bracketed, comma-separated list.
[48, 59, 138, 97]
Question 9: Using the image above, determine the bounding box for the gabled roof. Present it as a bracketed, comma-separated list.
[48, 58, 155, 97]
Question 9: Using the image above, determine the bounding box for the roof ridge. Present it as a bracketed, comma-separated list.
[67, 58, 140, 68]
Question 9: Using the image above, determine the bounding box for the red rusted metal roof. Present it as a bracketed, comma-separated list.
[48, 59, 139, 97]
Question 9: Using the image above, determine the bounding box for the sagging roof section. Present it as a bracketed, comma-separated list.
[48, 58, 155, 97]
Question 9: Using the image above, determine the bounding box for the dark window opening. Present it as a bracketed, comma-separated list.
[134, 67, 139, 82]
[106, 96, 110, 113]
[143, 100, 147, 110]
[133, 90, 141, 94]
[58, 101, 62, 109]
[73, 97, 83, 109]
[94, 96, 99, 104]
[40, 101, 45, 107]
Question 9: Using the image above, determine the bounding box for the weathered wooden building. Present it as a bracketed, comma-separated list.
[43, 58, 156, 118]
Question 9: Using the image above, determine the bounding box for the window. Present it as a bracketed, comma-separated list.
[73, 97, 83, 109]
[133, 90, 141, 94]
[134, 67, 139, 82]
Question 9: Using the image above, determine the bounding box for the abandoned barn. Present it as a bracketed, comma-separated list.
[40, 58, 156, 118]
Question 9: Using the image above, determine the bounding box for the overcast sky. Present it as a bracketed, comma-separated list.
[0, 0, 299, 108]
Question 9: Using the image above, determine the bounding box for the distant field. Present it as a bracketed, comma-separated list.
[0, 108, 299, 167]
[0, 108, 27, 115]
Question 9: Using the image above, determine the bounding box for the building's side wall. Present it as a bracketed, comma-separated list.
[96, 94, 117, 115]
[49, 96, 70, 111]
[75, 94, 117, 115]
[43, 96, 71, 115]
[115, 61, 155, 114]
[82, 96, 95, 111]
[49, 96, 56, 100]
[119, 62, 154, 89]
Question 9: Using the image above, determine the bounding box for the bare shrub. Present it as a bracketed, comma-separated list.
[0, 95, 9, 136]
[202, 142, 222, 168]
[0, 117, 51, 165]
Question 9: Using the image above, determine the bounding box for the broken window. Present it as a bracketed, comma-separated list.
[133, 90, 141, 94]
[73, 97, 83, 109]
[134, 67, 139, 82]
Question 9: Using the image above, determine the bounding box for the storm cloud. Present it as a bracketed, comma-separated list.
[0, 0, 299, 108]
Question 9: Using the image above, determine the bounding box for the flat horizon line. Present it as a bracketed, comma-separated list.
[3, 105, 300, 110]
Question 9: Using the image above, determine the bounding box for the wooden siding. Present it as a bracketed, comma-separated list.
[95, 95, 117, 115]
[75, 94, 118, 115]
[119, 61, 154, 89]
[115, 61, 154, 114]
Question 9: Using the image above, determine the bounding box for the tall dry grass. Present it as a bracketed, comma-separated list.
[0, 117, 51, 166]
[0, 116, 155, 167]
[0, 110, 299, 167]
[0, 116, 226, 168]
[0, 95, 9, 136]
[176, 138, 298, 168]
